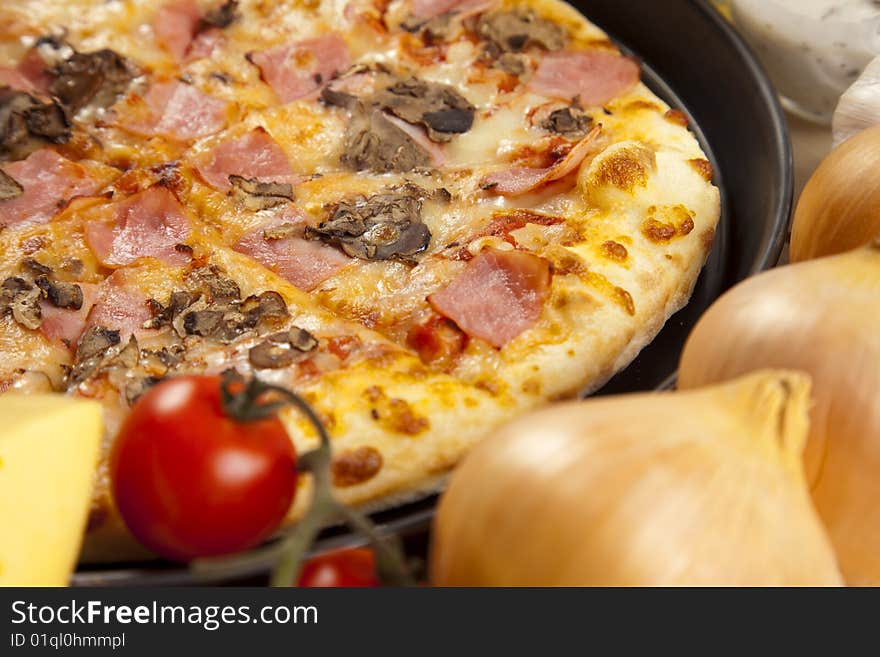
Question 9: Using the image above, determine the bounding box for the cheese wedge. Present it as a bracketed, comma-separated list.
[0, 395, 102, 586]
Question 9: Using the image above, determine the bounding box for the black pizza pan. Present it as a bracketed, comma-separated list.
[73, 0, 791, 586]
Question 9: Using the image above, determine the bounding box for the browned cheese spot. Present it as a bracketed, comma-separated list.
[590, 145, 656, 192]
[688, 158, 714, 182]
[363, 385, 430, 435]
[548, 249, 588, 277]
[553, 290, 571, 310]
[615, 287, 636, 316]
[601, 240, 628, 262]
[642, 205, 696, 243]
[331, 446, 383, 487]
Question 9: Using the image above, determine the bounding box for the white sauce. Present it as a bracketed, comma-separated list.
[730, 0, 880, 121]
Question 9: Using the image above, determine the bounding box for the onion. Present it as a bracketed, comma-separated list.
[833, 55, 880, 149]
[679, 245, 880, 585]
[791, 125, 880, 262]
[431, 371, 841, 586]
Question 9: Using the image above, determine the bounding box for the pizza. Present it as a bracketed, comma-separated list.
[0, 0, 720, 562]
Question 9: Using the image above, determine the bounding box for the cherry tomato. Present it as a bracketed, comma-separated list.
[110, 375, 297, 561]
[297, 548, 380, 587]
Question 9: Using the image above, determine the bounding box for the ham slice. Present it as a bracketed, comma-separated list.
[195, 128, 296, 191]
[86, 271, 154, 340]
[154, 0, 202, 62]
[411, 0, 496, 19]
[481, 125, 600, 196]
[234, 217, 351, 291]
[187, 28, 225, 62]
[85, 187, 191, 267]
[39, 282, 99, 346]
[529, 50, 640, 107]
[0, 150, 107, 229]
[249, 34, 351, 103]
[0, 49, 52, 93]
[0, 67, 36, 92]
[429, 249, 551, 348]
[117, 80, 228, 141]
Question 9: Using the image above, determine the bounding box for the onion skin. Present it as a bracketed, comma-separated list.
[791, 124, 880, 262]
[431, 371, 841, 587]
[679, 247, 880, 585]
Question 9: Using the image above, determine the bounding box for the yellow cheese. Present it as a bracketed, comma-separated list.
[0, 395, 102, 586]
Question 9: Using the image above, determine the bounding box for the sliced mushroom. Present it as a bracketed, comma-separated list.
[22, 98, 70, 142]
[113, 335, 140, 369]
[240, 291, 290, 330]
[249, 326, 317, 369]
[34, 275, 84, 310]
[1, 276, 31, 299]
[1, 277, 42, 330]
[49, 48, 137, 112]
[186, 265, 241, 304]
[401, 13, 455, 42]
[181, 290, 289, 342]
[248, 340, 298, 369]
[495, 52, 528, 76]
[373, 77, 475, 142]
[200, 0, 239, 31]
[183, 308, 240, 341]
[21, 258, 52, 277]
[307, 188, 431, 262]
[10, 292, 42, 330]
[140, 344, 185, 374]
[541, 105, 593, 140]
[125, 375, 163, 405]
[143, 265, 288, 344]
[0, 89, 71, 162]
[144, 290, 198, 331]
[69, 325, 121, 385]
[183, 308, 245, 341]
[0, 169, 23, 200]
[75, 325, 121, 361]
[341, 105, 432, 174]
[477, 9, 566, 53]
[353, 220, 431, 261]
[285, 326, 319, 352]
[229, 175, 295, 211]
[320, 85, 359, 111]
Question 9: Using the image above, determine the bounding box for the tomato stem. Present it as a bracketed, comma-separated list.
[195, 373, 414, 586]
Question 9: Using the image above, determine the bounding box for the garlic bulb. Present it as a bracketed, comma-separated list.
[679, 246, 880, 585]
[432, 371, 842, 587]
[791, 125, 880, 262]
[833, 55, 880, 148]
